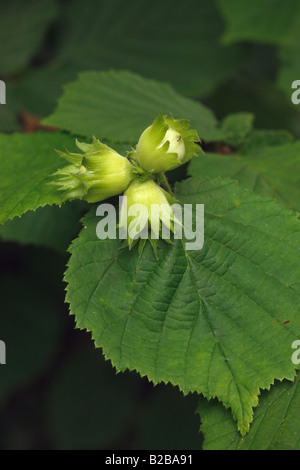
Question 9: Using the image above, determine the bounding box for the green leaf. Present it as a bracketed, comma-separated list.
[205, 75, 300, 139]
[43, 70, 218, 143]
[217, 0, 296, 45]
[240, 129, 293, 150]
[216, 0, 300, 103]
[0, 0, 57, 76]
[189, 133, 300, 212]
[277, 24, 300, 97]
[54, 0, 243, 98]
[204, 112, 254, 146]
[0, 0, 244, 131]
[0, 65, 76, 133]
[198, 372, 300, 450]
[0, 132, 77, 224]
[0, 201, 87, 253]
[65, 176, 300, 435]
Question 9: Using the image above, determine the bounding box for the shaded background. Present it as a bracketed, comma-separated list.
[0, 0, 300, 449]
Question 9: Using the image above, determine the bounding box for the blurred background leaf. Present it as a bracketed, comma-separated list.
[53, 0, 244, 98]
[0, 201, 87, 253]
[217, 0, 296, 45]
[46, 345, 140, 450]
[0, 0, 245, 133]
[134, 387, 201, 450]
[0, 245, 66, 405]
[0, 0, 57, 76]
[214, 0, 300, 135]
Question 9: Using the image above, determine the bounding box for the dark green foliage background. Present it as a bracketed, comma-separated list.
[1, 0, 300, 450]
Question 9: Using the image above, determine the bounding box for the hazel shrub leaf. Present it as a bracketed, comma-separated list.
[54, 0, 244, 98]
[189, 134, 300, 212]
[205, 112, 254, 147]
[0, 65, 78, 133]
[0, 0, 244, 131]
[43, 70, 218, 143]
[0, 131, 140, 226]
[0, 202, 86, 253]
[216, 0, 300, 102]
[0, 0, 57, 76]
[198, 373, 300, 450]
[0, 132, 78, 225]
[64, 176, 300, 436]
[217, 0, 296, 45]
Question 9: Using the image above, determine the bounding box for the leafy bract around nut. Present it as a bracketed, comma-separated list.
[51, 137, 135, 203]
[135, 114, 202, 173]
[119, 178, 178, 256]
[50, 115, 202, 257]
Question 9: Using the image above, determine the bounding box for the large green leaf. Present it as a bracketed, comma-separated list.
[204, 112, 254, 147]
[0, 65, 76, 133]
[0, 202, 86, 253]
[217, 0, 297, 45]
[198, 373, 300, 450]
[65, 176, 300, 435]
[0, 132, 76, 224]
[0, 0, 57, 76]
[205, 73, 300, 139]
[189, 132, 300, 212]
[0, 0, 244, 131]
[53, 0, 243, 98]
[277, 19, 300, 96]
[43, 70, 218, 143]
